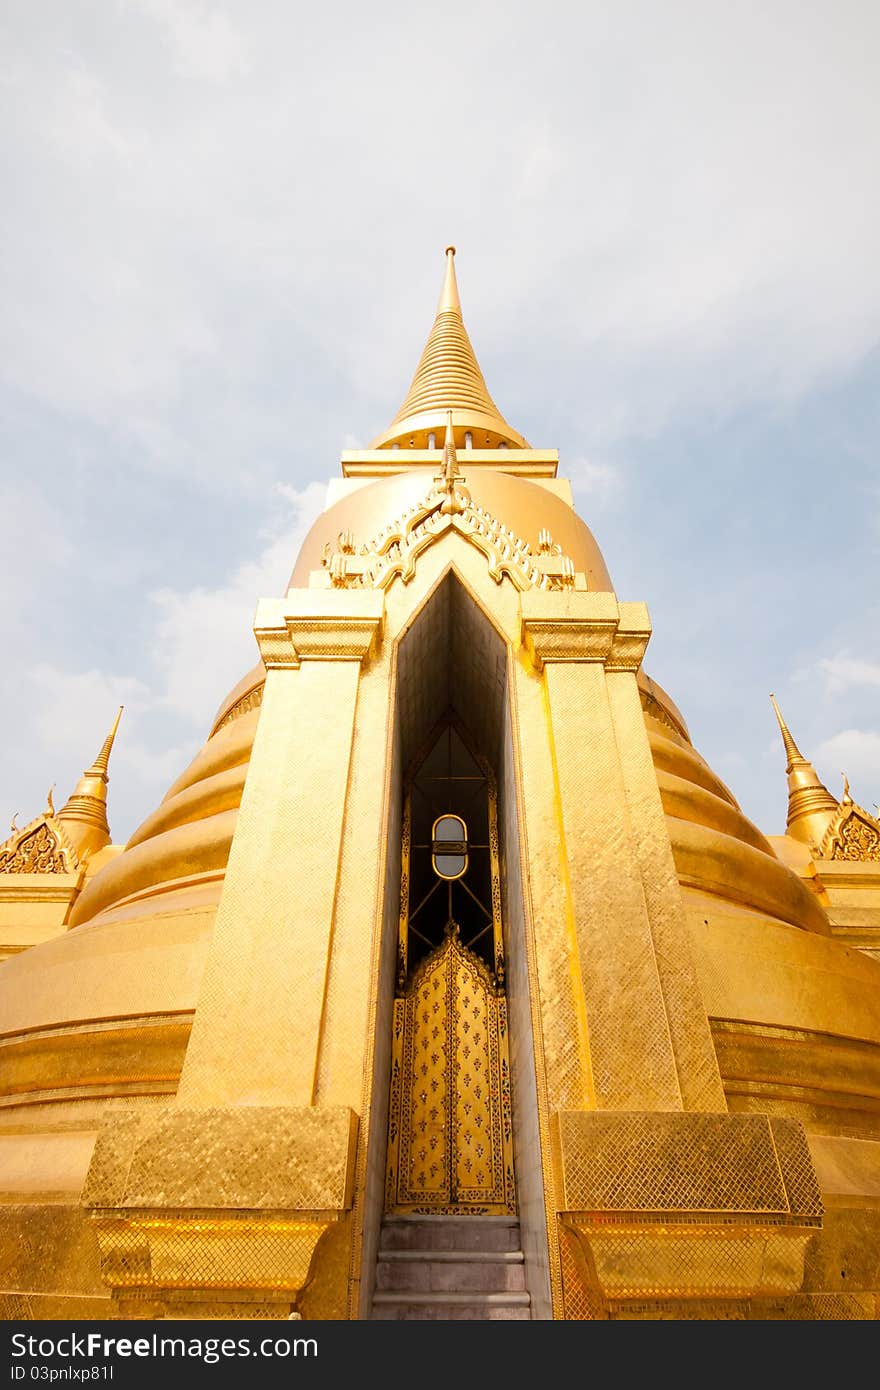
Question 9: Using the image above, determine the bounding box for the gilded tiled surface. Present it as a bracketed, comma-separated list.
[543, 660, 682, 1108]
[499, 688, 554, 1318]
[583, 1226, 809, 1297]
[0, 1206, 105, 1296]
[177, 660, 364, 1108]
[93, 1214, 329, 1292]
[313, 650, 394, 1115]
[802, 1204, 880, 1298]
[555, 1111, 822, 1218]
[605, 672, 725, 1111]
[513, 660, 592, 1111]
[0, 1295, 111, 1321]
[299, 1213, 353, 1319]
[254, 590, 384, 667]
[559, 1219, 606, 1319]
[0, 1016, 191, 1108]
[82, 1106, 357, 1210]
[349, 718, 402, 1318]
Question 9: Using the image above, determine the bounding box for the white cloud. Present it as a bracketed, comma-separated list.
[568, 457, 620, 500]
[0, 482, 327, 842]
[814, 729, 880, 803]
[126, 0, 251, 81]
[49, 69, 136, 164]
[818, 656, 880, 695]
[27, 666, 151, 758]
[149, 481, 326, 724]
[2, 3, 879, 441]
[0, 484, 75, 593]
[517, 121, 565, 202]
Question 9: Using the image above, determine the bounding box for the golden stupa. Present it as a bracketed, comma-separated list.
[1, 250, 879, 1321]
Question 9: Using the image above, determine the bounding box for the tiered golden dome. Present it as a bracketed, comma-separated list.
[369, 247, 530, 451]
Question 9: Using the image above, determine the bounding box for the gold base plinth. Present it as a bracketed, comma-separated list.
[554, 1111, 831, 1317]
[81, 1105, 358, 1319]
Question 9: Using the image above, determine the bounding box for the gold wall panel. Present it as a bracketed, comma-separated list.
[0, 1205, 105, 1297]
[177, 659, 367, 1108]
[0, 1017, 191, 1107]
[605, 672, 725, 1112]
[82, 1105, 358, 1211]
[541, 658, 683, 1109]
[712, 1019, 880, 1141]
[93, 1214, 328, 1292]
[554, 1111, 821, 1219]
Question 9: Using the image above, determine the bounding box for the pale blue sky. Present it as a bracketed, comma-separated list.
[1, 0, 878, 845]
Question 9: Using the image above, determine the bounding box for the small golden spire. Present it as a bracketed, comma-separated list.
[842, 772, 852, 803]
[370, 247, 529, 451]
[57, 707, 124, 858]
[438, 246, 461, 313]
[45, 785, 55, 817]
[443, 409, 458, 479]
[86, 705, 123, 781]
[769, 693, 803, 770]
[439, 410, 466, 515]
[769, 694, 839, 847]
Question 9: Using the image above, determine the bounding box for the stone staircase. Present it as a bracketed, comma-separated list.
[370, 1215, 531, 1320]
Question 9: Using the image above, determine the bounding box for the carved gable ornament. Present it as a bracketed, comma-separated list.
[0, 817, 77, 874]
[321, 475, 576, 595]
[820, 801, 880, 863]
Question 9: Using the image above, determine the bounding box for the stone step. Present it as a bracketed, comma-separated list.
[371, 1291, 531, 1321]
[376, 1251, 525, 1293]
[379, 1216, 521, 1253]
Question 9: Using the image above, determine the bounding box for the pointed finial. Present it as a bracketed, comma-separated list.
[842, 772, 852, 803]
[769, 693, 803, 771]
[87, 706, 124, 782]
[443, 409, 458, 478]
[370, 247, 529, 450]
[45, 785, 55, 817]
[769, 693, 839, 845]
[438, 245, 461, 313]
[10, 812, 18, 835]
[439, 410, 466, 515]
[57, 707, 124, 857]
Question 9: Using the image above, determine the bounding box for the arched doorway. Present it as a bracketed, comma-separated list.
[385, 716, 516, 1215]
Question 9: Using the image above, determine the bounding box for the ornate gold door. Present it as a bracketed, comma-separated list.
[385, 721, 516, 1215]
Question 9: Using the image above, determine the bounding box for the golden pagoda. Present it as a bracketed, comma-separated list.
[1, 251, 879, 1322]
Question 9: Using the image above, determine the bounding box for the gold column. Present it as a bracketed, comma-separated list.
[83, 590, 383, 1319]
[177, 590, 383, 1107]
[604, 653, 726, 1113]
[521, 591, 722, 1111]
[520, 591, 823, 1318]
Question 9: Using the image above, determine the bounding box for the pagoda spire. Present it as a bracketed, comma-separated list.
[369, 247, 530, 451]
[769, 694, 839, 847]
[438, 243, 461, 313]
[57, 707, 123, 858]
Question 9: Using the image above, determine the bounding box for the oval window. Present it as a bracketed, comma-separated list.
[432, 813, 468, 881]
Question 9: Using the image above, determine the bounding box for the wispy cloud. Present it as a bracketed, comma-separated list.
[817, 655, 880, 695]
[568, 456, 620, 501]
[150, 481, 325, 724]
[813, 729, 880, 803]
[1, 482, 326, 841]
[125, 0, 251, 81]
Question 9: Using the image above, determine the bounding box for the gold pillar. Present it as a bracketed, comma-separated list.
[83, 590, 383, 1319]
[177, 590, 384, 1107]
[519, 590, 825, 1318]
[520, 591, 723, 1112]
